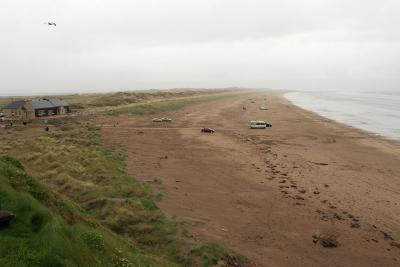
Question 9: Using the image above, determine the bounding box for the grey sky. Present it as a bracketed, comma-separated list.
[0, 0, 399, 95]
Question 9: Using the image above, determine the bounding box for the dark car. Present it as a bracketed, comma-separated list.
[201, 128, 215, 133]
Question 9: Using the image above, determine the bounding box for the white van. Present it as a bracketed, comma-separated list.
[250, 121, 272, 129]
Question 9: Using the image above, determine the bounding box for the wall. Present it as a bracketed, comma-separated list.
[3, 108, 25, 120]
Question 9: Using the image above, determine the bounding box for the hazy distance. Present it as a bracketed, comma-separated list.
[1, 0, 399, 95]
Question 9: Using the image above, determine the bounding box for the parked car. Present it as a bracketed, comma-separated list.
[201, 127, 215, 133]
[250, 121, 272, 129]
[259, 106, 268, 110]
[152, 117, 172, 122]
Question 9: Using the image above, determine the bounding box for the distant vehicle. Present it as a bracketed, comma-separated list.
[201, 127, 215, 133]
[251, 100, 256, 103]
[259, 106, 268, 110]
[0, 112, 4, 118]
[250, 121, 272, 129]
[152, 117, 172, 122]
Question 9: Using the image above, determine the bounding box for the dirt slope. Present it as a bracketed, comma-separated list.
[99, 91, 400, 267]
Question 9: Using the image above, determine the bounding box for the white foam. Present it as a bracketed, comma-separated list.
[284, 91, 400, 141]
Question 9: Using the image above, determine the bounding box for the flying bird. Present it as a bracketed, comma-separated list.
[45, 22, 57, 26]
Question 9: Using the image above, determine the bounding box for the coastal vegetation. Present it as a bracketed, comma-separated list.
[0, 90, 248, 266]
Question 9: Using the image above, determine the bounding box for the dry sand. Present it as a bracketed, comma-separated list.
[99, 91, 400, 267]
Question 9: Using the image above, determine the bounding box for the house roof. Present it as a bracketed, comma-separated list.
[4, 100, 26, 109]
[49, 99, 69, 107]
[4, 99, 69, 110]
[31, 99, 55, 109]
[31, 99, 69, 109]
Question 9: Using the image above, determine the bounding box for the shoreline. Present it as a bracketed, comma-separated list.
[99, 90, 400, 266]
[282, 91, 400, 144]
[1, 89, 399, 266]
[279, 91, 400, 154]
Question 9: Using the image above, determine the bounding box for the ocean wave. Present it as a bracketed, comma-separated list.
[284, 91, 400, 141]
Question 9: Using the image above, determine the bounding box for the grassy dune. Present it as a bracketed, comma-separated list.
[63, 90, 219, 110]
[0, 89, 236, 111]
[105, 92, 240, 115]
[0, 155, 177, 267]
[0, 119, 248, 266]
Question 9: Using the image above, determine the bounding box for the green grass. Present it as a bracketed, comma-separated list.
[11, 125, 177, 250]
[64, 90, 200, 110]
[0, 155, 178, 267]
[190, 243, 248, 267]
[0, 123, 250, 266]
[0, 89, 236, 111]
[105, 93, 239, 115]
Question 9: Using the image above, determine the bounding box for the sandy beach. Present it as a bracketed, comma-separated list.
[95, 91, 400, 266]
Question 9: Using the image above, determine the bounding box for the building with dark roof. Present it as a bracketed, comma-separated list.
[2, 99, 70, 120]
[3, 100, 26, 110]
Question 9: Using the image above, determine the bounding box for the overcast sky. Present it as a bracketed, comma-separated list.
[0, 0, 399, 95]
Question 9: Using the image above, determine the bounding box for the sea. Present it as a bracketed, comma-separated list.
[284, 91, 400, 142]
